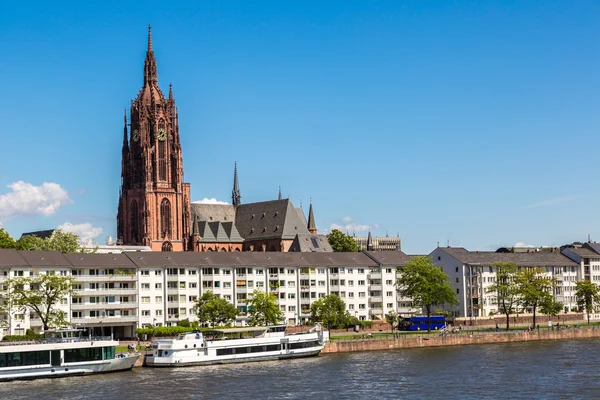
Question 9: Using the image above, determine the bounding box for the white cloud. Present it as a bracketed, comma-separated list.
[0, 181, 71, 221]
[514, 242, 536, 248]
[58, 222, 103, 244]
[329, 217, 375, 235]
[192, 198, 230, 205]
[526, 195, 578, 208]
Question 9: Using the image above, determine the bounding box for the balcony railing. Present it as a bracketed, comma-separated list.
[74, 288, 137, 296]
[72, 302, 137, 310]
[74, 274, 136, 282]
[369, 284, 383, 291]
[71, 316, 139, 325]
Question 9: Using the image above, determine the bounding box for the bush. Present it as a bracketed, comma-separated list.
[136, 326, 192, 337]
[2, 333, 45, 341]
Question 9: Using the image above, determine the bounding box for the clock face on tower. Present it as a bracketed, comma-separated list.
[132, 129, 139, 142]
[157, 128, 167, 142]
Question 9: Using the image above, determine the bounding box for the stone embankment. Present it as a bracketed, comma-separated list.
[322, 326, 600, 354]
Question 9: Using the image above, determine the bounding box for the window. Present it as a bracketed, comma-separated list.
[386, 280, 393, 285]
[318, 281, 326, 287]
[359, 292, 366, 298]
[156, 310, 162, 316]
[189, 282, 197, 289]
[348, 292, 354, 298]
[155, 296, 162, 303]
[455, 267, 459, 273]
[359, 304, 366, 309]
[256, 269, 263, 275]
[358, 280, 365, 286]
[223, 269, 231, 275]
[160, 198, 171, 237]
[288, 281, 295, 288]
[348, 280, 354, 287]
[288, 306, 296, 312]
[386, 268, 392, 274]
[189, 270, 197, 275]
[179, 282, 186, 289]
[141, 270, 150, 276]
[141, 283, 150, 290]
[358, 269, 365, 274]
[386, 291, 393, 297]
[142, 310, 150, 316]
[141, 297, 150, 303]
[155, 283, 162, 289]
[288, 293, 296, 299]
[72, 311, 82, 318]
[189, 296, 197, 302]
[348, 304, 354, 310]
[155, 270, 162, 276]
[387, 303, 393, 308]
[224, 282, 231, 288]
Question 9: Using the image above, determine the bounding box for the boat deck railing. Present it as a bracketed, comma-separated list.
[0, 336, 114, 346]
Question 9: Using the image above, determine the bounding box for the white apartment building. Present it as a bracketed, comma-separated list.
[0, 249, 416, 338]
[430, 247, 580, 318]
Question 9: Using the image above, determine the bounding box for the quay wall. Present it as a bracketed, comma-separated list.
[322, 327, 600, 354]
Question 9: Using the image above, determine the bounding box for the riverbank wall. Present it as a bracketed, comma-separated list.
[322, 326, 600, 354]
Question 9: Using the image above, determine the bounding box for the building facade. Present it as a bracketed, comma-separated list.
[0, 249, 416, 338]
[430, 246, 581, 318]
[354, 232, 402, 252]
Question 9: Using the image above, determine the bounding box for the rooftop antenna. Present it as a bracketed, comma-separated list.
[447, 240, 450, 248]
[588, 233, 591, 243]
[437, 241, 440, 248]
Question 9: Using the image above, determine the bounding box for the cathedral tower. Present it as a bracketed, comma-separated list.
[117, 26, 191, 251]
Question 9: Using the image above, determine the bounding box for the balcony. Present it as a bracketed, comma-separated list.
[72, 302, 137, 310]
[74, 288, 137, 296]
[369, 296, 383, 303]
[29, 318, 43, 327]
[367, 272, 382, 280]
[370, 308, 383, 315]
[369, 284, 383, 291]
[71, 316, 139, 325]
[74, 275, 136, 282]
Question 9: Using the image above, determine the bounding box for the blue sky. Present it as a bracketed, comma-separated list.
[0, 1, 598, 253]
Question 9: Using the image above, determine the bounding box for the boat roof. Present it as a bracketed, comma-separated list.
[207, 327, 268, 334]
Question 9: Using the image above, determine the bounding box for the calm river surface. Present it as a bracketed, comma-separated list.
[1, 340, 599, 399]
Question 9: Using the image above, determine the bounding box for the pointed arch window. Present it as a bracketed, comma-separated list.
[160, 198, 172, 238]
[130, 200, 140, 243]
[158, 119, 167, 181]
[161, 241, 173, 252]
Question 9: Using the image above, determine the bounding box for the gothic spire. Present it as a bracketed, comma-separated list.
[122, 109, 128, 148]
[232, 162, 241, 207]
[366, 230, 374, 251]
[144, 25, 158, 85]
[168, 82, 173, 100]
[307, 200, 317, 234]
[278, 186, 282, 200]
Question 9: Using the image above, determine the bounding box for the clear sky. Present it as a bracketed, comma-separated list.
[0, 1, 598, 254]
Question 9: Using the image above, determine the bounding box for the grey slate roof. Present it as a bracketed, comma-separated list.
[20, 230, 55, 239]
[288, 234, 333, 252]
[18, 251, 71, 267]
[235, 199, 309, 240]
[63, 253, 137, 267]
[569, 248, 600, 259]
[194, 221, 244, 243]
[364, 251, 412, 266]
[0, 249, 29, 267]
[583, 242, 600, 255]
[437, 247, 578, 267]
[190, 203, 236, 223]
[296, 207, 307, 227]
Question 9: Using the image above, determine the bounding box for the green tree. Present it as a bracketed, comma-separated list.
[575, 280, 600, 326]
[540, 297, 563, 323]
[385, 311, 400, 334]
[326, 229, 360, 252]
[310, 294, 348, 334]
[487, 262, 520, 331]
[396, 256, 458, 333]
[247, 289, 283, 326]
[516, 267, 555, 329]
[194, 291, 238, 327]
[5, 274, 75, 330]
[0, 228, 16, 249]
[18, 230, 83, 253]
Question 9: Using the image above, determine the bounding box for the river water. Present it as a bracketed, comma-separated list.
[1, 340, 599, 399]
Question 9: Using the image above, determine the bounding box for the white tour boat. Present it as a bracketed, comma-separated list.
[0, 329, 138, 381]
[146, 324, 328, 367]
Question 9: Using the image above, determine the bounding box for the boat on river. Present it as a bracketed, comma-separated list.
[0, 329, 138, 381]
[145, 324, 328, 367]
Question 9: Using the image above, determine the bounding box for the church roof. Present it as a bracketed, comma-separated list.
[235, 199, 310, 240]
[191, 203, 236, 223]
[194, 221, 244, 243]
[288, 233, 333, 252]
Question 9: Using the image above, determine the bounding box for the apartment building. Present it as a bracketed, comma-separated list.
[0, 249, 414, 338]
[430, 247, 580, 318]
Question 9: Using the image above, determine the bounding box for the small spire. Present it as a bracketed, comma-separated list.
[169, 82, 173, 100]
[307, 200, 317, 234]
[148, 24, 153, 52]
[232, 161, 241, 207]
[191, 214, 199, 236]
[367, 230, 374, 251]
[122, 109, 129, 150]
[278, 186, 282, 200]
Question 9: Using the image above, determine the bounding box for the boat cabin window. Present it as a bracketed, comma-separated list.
[0, 351, 51, 367]
[266, 326, 286, 333]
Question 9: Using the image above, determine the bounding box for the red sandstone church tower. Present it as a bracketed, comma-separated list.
[117, 26, 191, 251]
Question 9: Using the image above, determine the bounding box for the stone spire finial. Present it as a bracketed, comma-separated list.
[232, 162, 241, 207]
[307, 200, 317, 234]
